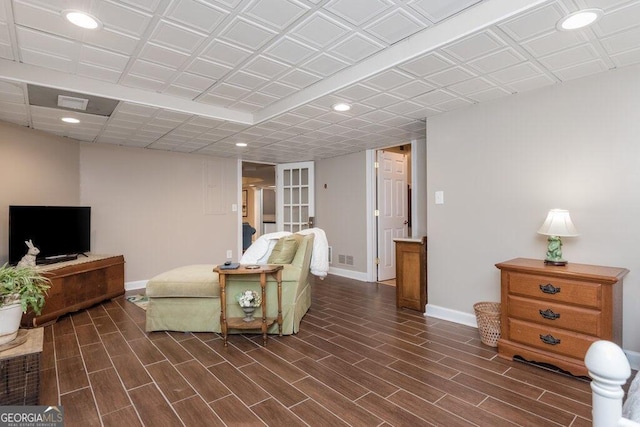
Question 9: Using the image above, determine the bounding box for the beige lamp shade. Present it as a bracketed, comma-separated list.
[537, 209, 579, 237]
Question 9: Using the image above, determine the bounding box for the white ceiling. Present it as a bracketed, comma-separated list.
[1, 0, 639, 163]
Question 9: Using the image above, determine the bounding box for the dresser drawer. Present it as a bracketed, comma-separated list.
[507, 295, 601, 336]
[508, 318, 596, 360]
[508, 272, 601, 309]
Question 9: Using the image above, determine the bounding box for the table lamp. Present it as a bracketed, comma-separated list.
[537, 209, 579, 266]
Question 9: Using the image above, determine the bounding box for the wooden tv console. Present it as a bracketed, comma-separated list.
[21, 255, 125, 327]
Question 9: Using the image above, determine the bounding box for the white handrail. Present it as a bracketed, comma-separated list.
[585, 341, 640, 427]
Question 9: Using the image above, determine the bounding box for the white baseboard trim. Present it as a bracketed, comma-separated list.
[425, 304, 478, 328]
[125, 280, 147, 292]
[328, 267, 369, 282]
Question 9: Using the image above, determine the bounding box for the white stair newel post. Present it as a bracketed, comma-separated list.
[585, 341, 631, 427]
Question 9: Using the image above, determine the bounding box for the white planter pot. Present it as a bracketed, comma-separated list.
[0, 302, 23, 345]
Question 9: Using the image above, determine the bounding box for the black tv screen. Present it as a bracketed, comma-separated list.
[9, 206, 91, 265]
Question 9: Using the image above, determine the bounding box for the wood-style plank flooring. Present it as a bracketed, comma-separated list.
[39, 274, 595, 426]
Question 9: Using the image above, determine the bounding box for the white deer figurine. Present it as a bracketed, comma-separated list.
[17, 240, 39, 268]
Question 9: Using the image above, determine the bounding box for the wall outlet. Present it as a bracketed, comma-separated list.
[226, 250, 232, 259]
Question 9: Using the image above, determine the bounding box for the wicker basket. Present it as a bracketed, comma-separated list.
[474, 302, 501, 347]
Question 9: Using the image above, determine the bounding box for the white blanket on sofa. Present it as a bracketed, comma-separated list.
[240, 228, 329, 278]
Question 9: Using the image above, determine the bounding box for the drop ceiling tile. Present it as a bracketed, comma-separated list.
[363, 69, 414, 90]
[521, 30, 588, 57]
[490, 62, 546, 84]
[468, 48, 526, 74]
[363, 8, 426, 45]
[278, 68, 322, 88]
[208, 82, 251, 99]
[425, 66, 476, 87]
[121, 74, 166, 91]
[166, 0, 229, 33]
[334, 84, 379, 101]
[270, 112, 307, 125]
[447, 77, 494, 96]
[258, 82, 298, 97]
[138, 43, 190, 69]
[507, 74, 555, 93]
[0, 80, 25, 101]
[225, 70, 269, 90]
[339, 117, 373, 129]
[16, 27, 77, 60]
[600, 26, 640, 55]
[173, 72, 215, 91]
[432, 97, 473, 112]
[330, 32, 385, 63]
[116, 102, 158, 117]
[82, 28, 140, 56]
[360, 109, 396, 122]
[538, 44, 601, 70]
[384, 100, 425, 115]
[498, 3, 565, 42]
[593, 2, 640, 36]
[314, 111, 350, 124]
[412, 89, 456, 105]
[300, 53, 349, 77]
[407, 0, 480, 23]
[610, 46, 640, 67]
[12, 1, 79, 40]
[165, 83, 203, 100]
[20, 48, 74, 73]
[95, 1, 153, 37]
[244, 0, 309, 30]
[398, 52, 454, 77]
[243, 91, 279, 106]
[128, 59, 177, 82]
[244, 55, 290, 78]
[289, 104, 327, 118]
[201, 39, 253, 67]
[289, 12, 350, 48]
[325, 0, 392, 25]
[186, 58, 233, 79]
[442, 30, 508, 62]
[389, 80, 435, 98]
[0, 41, 12, 60]
[149, 19, 208, 54]
[552, 59, 610, 81]
[119, 0, 164, 13]
[219, 17, 278, 50]
[297, 119, 332, 130]
[77, 63, 123, 83]
[263, 36, 316, 65]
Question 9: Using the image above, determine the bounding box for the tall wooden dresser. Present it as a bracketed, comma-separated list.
[496, 258, 628, 377]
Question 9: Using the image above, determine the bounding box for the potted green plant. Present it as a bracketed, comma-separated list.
[0, 263, 50, 345]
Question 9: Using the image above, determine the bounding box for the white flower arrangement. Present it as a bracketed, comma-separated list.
[236, 290, 261, 308]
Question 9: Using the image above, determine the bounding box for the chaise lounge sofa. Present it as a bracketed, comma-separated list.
[144, 233, 314, 335]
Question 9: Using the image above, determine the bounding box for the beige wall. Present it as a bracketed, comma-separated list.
[79, 143, 239, 282]
[427, 64, 640, 352]
[316, 151, 367, 272]
[0, 122, 80, 261]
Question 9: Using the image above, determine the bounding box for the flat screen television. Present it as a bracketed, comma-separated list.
[9, 206, 91, 265]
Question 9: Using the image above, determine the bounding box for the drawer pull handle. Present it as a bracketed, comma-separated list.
[539, 309, 561, 320]
[540, 334, 561, 345]
[539, 284, 561, 294]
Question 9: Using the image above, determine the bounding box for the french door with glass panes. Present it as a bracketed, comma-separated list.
[276, 162, 314, 232]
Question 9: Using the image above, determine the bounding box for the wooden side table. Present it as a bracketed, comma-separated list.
[214, 264, 283, 347]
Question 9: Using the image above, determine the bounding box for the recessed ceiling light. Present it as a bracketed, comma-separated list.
[63, 10, 102, 30]
[557, 8, 603, 31]
[332, 103, 351, 112]
[236, 142, 248, 147]
[61, 117, 80, 124]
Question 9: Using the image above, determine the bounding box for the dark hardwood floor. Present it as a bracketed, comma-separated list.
[39, 274, 594, 426]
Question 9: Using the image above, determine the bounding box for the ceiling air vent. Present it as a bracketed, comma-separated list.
[57, 95, 89, 111]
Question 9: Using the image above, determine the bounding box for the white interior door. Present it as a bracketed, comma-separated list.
[276, 162, 314, 232]
[377, 150, 408, 281]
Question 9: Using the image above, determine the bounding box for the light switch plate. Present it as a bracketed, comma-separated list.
[435, 191, 444, 205]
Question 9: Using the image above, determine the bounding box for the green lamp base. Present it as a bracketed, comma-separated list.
[544, 236, 568, 266]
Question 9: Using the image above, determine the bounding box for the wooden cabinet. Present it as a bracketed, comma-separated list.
[496, 258, 628, 376]
[394, 237, 427, 312]
[22, 255, 125, 327]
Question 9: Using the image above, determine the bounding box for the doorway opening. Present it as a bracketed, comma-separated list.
[376, 144, 412, 283]
[242, 162, 275, 251]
